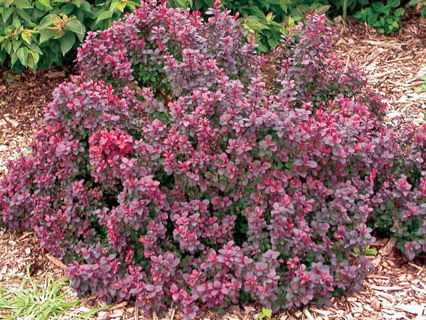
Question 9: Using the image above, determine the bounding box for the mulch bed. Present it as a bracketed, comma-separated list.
[333, 11, 426, 129]
[0, 67, 71, 173]
[0, 12, 425, 320]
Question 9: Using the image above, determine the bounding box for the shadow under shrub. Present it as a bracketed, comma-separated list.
[0, 1, 424, 318]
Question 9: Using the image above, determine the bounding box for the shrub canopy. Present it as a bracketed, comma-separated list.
[0, 1, 424, 318]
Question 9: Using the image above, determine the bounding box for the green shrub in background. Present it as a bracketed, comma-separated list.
[169, 0, 414, 53]
[228, 0, 331, 53]
[0, 0, 419, 71]
[354, 0, 405, 34]
[0, 0, 138, 72]
[169, 0, 331, 53]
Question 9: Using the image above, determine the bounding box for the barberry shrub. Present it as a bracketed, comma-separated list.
[0, 1, 424, 318]
[369, 126, 425, 260]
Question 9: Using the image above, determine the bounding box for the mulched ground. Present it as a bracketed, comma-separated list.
[0, 67, 70, 173]
[333, 10, 426, 129]
[0, 12, 425, 320]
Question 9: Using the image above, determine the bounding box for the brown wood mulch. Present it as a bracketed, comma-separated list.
[333, 11, 425, 128]
[0, 12, 425, 320]
[0, 67, 70, 173]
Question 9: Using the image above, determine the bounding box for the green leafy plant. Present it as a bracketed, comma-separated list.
[415, 75, 426, 93]
[240, 4, 330, 53]
[258, 308, 273, 320]
[0, 269, 107, 320]
[241, 11, 295, 53]
[0, 0, 138, 72]
[353, 0, 405, 34]
[353, 245, 378, 257]
[169, 0, 330, 53]
[92, 0, 139, 29]
[169, 0, 409, 52]
[335, 0, 370, 19]
[227, 0, 331, 53]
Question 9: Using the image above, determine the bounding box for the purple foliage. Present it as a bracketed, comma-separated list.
[0, 2, 424, 318]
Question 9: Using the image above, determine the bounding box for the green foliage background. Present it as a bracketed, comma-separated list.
[0, 0, 422, 71]
[0, 0, 138, 72]
[169, 0, 418, 53]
